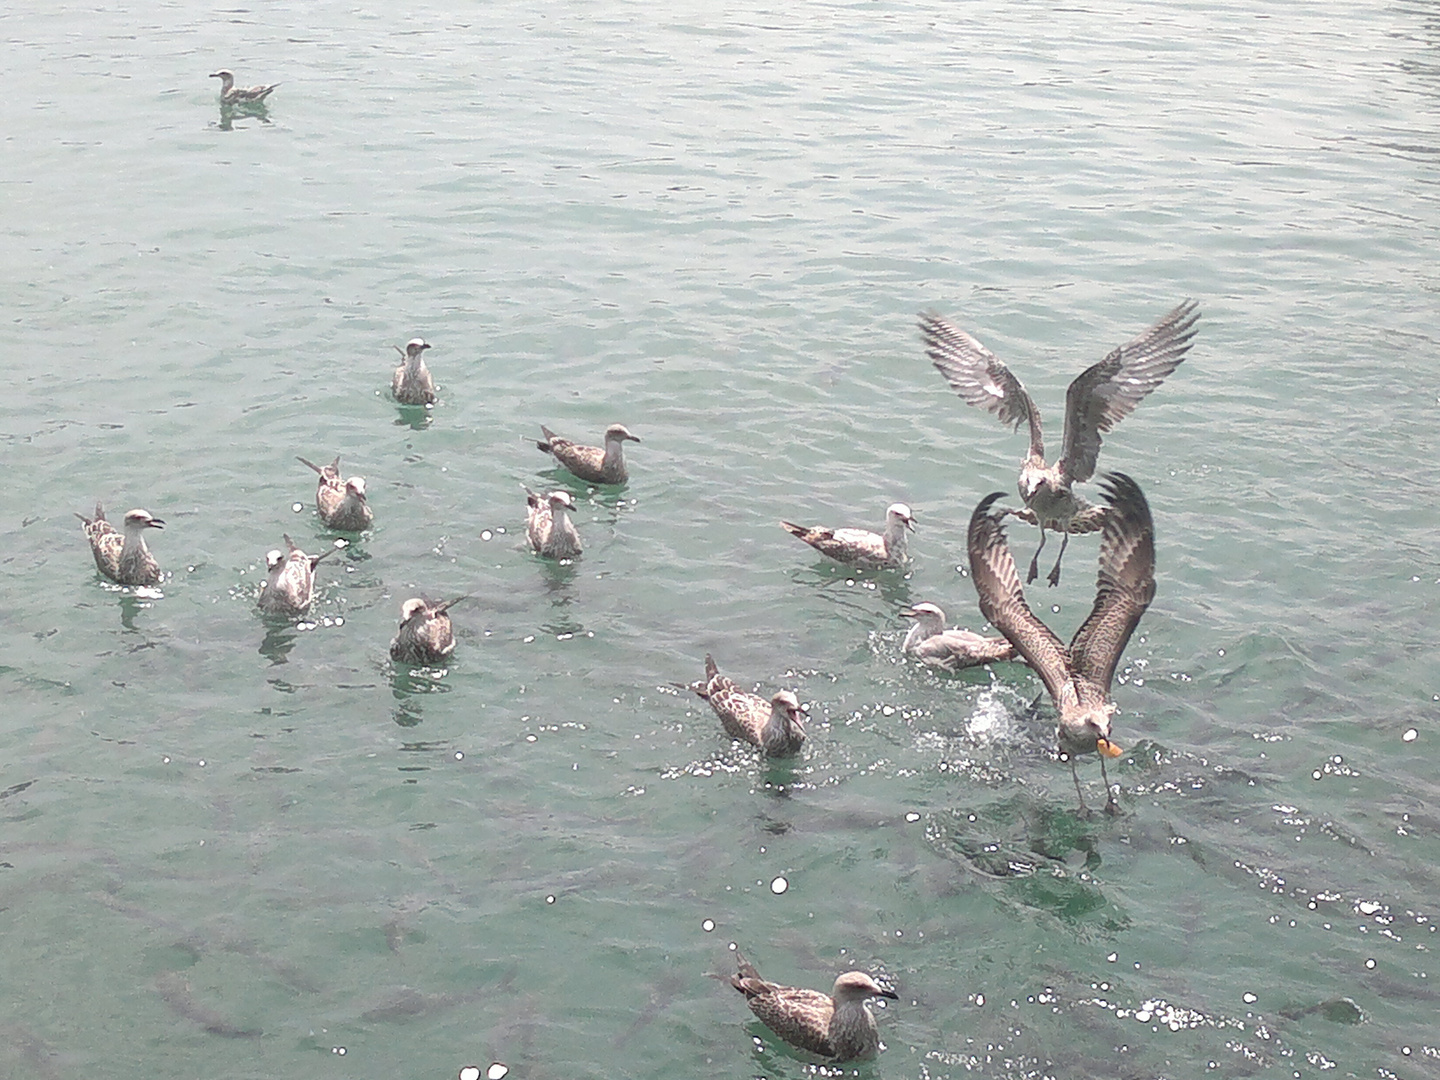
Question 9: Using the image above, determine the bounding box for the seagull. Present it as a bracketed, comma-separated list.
[899, 602, 1017, 670]
[297, 456, 373, 531]
[389, 596, 466, 665]
[781, 503, 914, 570]
[535, 423, 640, 485]
[692, 655, 805, 756]
[922, 299, 1196, 585]
[209, 70, 279, 105]
[967, 472, 1156, 815]
[257, 535, 332, 617]
[524, 488, 583, 560]
[76, 505, 164, 586]
[391, 339, 436, 406]
[729, 950, 897, 1062]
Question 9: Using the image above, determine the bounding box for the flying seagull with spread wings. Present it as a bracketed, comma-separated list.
[967, 472, 1156, 814]
[924, 300, 1195, 586]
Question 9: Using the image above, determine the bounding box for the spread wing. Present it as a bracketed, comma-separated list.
[1067, 473, 1156, 694]
[921, 311, 1045, 461]
[966, 492, 1074, 706]
[1059, 299, 1198, 483]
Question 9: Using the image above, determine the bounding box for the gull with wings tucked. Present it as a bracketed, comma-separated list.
[728, 950, 898, 1061]
[389, 596, 466, 665]
[967, 472, 1156, 814]
[899, 602, 1017, 671]
[781, 503, 914, 570]
[209, 70, 279, 105]
[77, 505, 164, 586]
[692, 655, 805, 757]
[923, 300, 1195, 585]
[297, 455, 373, 531]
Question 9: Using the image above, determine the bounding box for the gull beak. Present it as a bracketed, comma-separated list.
[1096, 737, 1123, 758]
[904, 516, 917, 532]
[148, 518, 165, 529]
[897, 607, 918, 619]
[877, 987, 900, 1000]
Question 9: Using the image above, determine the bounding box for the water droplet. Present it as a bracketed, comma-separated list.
[332, 1046, 346, 1055]
[904, 812, 920, 823]
[1403, 728, 1418, 742]
[1217, 648, 1225, 656]
[1106, 953, 1117, 962]
[1243, 992, 1257, 1003]
[162, 756, 171, 764]
[975, 993, 984, 1006]
[459, 1068, 481, 1080]
[1135, 1010, 1152, 1023]
[488, 1065, 509, 1080]
[197, 759, 206, 767]
[770, 876, 789, 895]
[1365, 958, 1375, 969]
[702, 919, 715, 932]
[480, 530, 493, 541]
[545, 895, 555, 904]
[454, 751, 464, 761]
[292, 502, 304, 513]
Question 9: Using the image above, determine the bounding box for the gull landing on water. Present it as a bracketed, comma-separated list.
[899, 602, 1017, 671]
[535, 423, 640, 485]
[729, 950, 897, 1061]
[389, 596, 466, 665]
[297, 456, 373, 531]
[967, 472, 1156, 815]
[923, 299, 1196, 586]
[391, 339, 436, 406]
[692, 655, 805, 756]
[781, 503, 914, 570]
[209, 70, 279, 105]
[77, 505, 164, 586]
[257, 535, 333, 617]
[524, 487, 583, 560]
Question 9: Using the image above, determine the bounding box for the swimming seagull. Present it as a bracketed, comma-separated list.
[389, 596, 466, 664]
[729, 950, 897, 1061]
[297, 456, 373, 531]
[535, 423, 640, 485]
[524, 487, 583, 560]
[922, 299, 1196, 586]
[967, 472, 1156, 815]
[76, 504, 164, 586]
[209, 70, 279, 105]
[391, 339, 436, 405]
[899, 602, 1017, 670]
[781, 503, 915, 570]
[692, 655, 805, 756]
[257, 535, 333, 617]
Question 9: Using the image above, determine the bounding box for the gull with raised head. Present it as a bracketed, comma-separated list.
[209, 70, 279, 105]
[297, 455, 373, 531]
[923, 300, 1195, 585]
[729, 950, 897, 1061]
[781, 502, 914, 570]
[535, 423, 640, 485]
[77, 504, 164, 586]
[257, 535, 332, 617]
[899, 602, 1017, 670]
[692, 655, 805, 756]
[967, 472, 1156, 814]
[525, 488, 582, 560]
[391, 339, 436, 405]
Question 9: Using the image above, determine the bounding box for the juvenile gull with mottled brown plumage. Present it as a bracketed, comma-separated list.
[525, 487, 583, 560]
[535, 423, 641, 485]
[391, 339, 436, 405]
[209, 70, 279, 105]
[257, 535, 332, 617]
[693, 655, 804, 756]
[729, 950, 897, 1061]
[967, 472, 1156, 814]
[298, 455, 373, 531]
[389, 596, 465, 664]
[900, 602, 1017, 670]
[923, 299, 1195, 585]
[781, 502, 914, 570]
[77, 504, 164, 586]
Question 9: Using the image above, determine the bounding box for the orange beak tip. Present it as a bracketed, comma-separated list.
[1097, 738, 1123, 758]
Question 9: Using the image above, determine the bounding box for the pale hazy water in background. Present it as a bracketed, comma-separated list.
[2, 0, 1439, 1076]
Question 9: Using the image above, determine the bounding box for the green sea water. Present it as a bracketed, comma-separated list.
[3, 0, 1439, 1077]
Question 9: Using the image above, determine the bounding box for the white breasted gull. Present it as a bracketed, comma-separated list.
[525, 487, 583, 560]
[297, 455, 373, 532]
[781, 503, 914, 570]
[209, 70, 279, 105]
[257, 534, 333, 617]
[899, 602, 1017, 671]
[389, 596, 466, 665]
[922, 299, 1196, 586]
[535, 423, 640, 485]
[693, 655, 805, 756]
[968, 472, 1156, 814]
[76, 504, 164, 586]
[729, 950, 897, 1062]
[391, 339, 436, 406]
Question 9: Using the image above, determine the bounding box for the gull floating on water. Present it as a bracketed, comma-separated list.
[391, 339, 436, 406]
[923, 299, 1196, 586]
[77, 504, 164, 586]
[899, 602, 1017, 670]
[693, 655, 805, 756]
[535, 423, 640, 485]
[257, 535, 332, 617]
[967, 472, 1156, 814]
[297, 456, 373, 531]
[525, 487, 583, 559]
[781, 503, 914, 570]
[389, 596, 465, 664]
[729, 950, 897, 1061]
[209, 70, 279, 105]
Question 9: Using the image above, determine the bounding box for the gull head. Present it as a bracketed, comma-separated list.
[122, 509, 164, 532]
[405, 338, 431, 359]
[547, 490, 577, 512]
[886, 503, 916, 531]
[345, 477, 367, 500]
[604, 423, 641, 445]
[832, 971, 898, 1003]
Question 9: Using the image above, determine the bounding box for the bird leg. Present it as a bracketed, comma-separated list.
[1068, 755, 1089, 815]
[1046, 530, 1071, 588]
[1027, 525, 1048, 584]
[1099, 754, 1119, 816]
